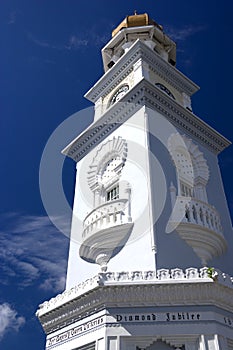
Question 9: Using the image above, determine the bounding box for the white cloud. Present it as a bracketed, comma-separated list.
[39, 276, 66, 292]
[0, 214, 68, 292]
[0, 303, 25, 340]
[28, 27, 110, 51]
[27, 33, 55, 48]
[28, 33, 89, 51]
[66, 35, 88, 49]
[165, 24, 206, 42]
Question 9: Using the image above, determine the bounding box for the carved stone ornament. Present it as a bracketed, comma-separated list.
[36, 267, 233, 335]
[62, 79, 230, 164]
[168, 133, 209, 184]
[167, 133, 227, 264]
[80, 136, 132, 271]
[87, 136, 128, 191]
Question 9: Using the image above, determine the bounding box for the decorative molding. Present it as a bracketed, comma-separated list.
[124, 336, 199, 350]
[36, 268, 233, 335]
[167, 133, 226, 265]
[168, 133, 209, 183]
[167, 194, 226, 265]
[142, 81, 231, 154]
[62, 79, 230, 163]
[80, 220, 134, 271]
[87, 136, 127, 191]
[175, 222, 226, 265]
[141, 46, 197, 95]
[85, 40, 199, 103]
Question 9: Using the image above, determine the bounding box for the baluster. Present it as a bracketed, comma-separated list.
[103, 211, 107, 227]
[206, 210, 209, 228]
[202, 206, 207, 226]
[100, 212, 103, 228]
[116, 209, 122, 223]
[109, 209, 114, 224]
[214, 217, 218, 231]
[192, 205, 197, 223]
[199, 207, 204, 226]
[119, 210, 123, 224]
[98, 214, 101, 229]
[94, 215, 97, 230]
[112, 207, 116, 223]
[94, 216, 97, 230]
[210, 213, 214, 229]
[106, 210, 110, 225]
[185, 205, 190, 222]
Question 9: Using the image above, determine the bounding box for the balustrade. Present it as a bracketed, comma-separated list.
[82, 198, 130, 240]
[178, 196, 222, 235]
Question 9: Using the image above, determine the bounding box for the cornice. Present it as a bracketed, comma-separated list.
[62, 79, 230, 161]
[62, 91, 142, 161]
[84, 39, 199, 103]
[142, 80, 231, 153]
[36, 268, 233, 335]
[139, 41, 199, 96]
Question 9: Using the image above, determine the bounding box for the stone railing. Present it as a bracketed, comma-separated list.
[82, 198, 131, 240]
[177, 196, 222, 235]
[36, 268, 233, 317]
[99, 267, 209, 283]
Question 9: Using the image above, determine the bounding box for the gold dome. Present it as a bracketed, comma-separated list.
[112, 12, 163, 37]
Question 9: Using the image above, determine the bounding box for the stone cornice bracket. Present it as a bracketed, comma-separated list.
[84, 39, 199, 104]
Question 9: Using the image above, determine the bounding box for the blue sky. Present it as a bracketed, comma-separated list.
[1, 1, 233, 348]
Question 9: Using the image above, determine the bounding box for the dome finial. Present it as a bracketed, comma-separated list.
[112, 12, 161, 37]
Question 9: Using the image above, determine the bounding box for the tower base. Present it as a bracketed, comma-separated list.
[36, 268, 233, 350]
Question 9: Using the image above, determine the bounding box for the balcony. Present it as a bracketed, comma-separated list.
[167, 196, 227, 265]
[79, 198, 133, 271]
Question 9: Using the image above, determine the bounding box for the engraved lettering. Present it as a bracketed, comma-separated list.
[116, 315, 122, 322]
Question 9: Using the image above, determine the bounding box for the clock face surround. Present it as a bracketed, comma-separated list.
[109, 84, 129, 105]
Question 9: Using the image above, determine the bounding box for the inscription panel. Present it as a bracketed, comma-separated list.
[46, 310, 233, 349]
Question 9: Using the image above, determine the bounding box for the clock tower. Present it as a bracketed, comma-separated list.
[37, 13, 233, 350]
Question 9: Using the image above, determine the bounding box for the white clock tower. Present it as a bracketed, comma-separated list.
[37, 13, 233, 350]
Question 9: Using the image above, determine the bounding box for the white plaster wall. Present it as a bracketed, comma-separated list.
[66, 107, 157, 288]
[146, 106, 233, 273]
[66, 103, 233, 289]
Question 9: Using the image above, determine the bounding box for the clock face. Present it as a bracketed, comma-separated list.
[155, 83, 175, 100]
[109, 84, 129, 105]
